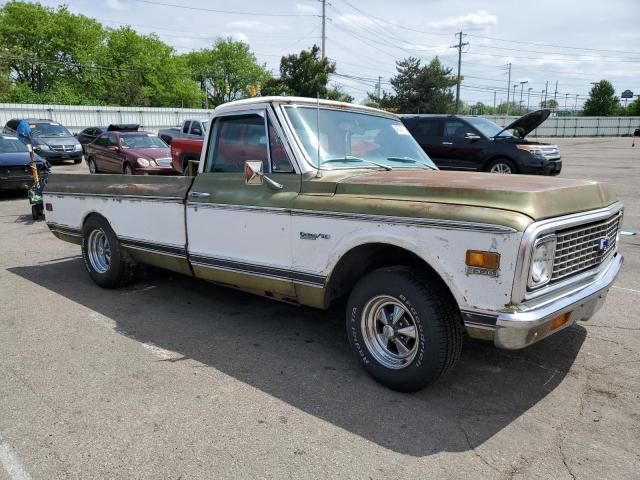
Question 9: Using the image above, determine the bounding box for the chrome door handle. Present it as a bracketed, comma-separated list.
[442, 142, 453, 145]
[189, 191, 211, 198]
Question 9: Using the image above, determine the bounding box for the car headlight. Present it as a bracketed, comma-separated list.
[516, 145, 545, 156]
[528, 236, 557, 289]
[75, 143, 83, 151]
[137, 158, 151, 167]
[34, 144, 50, 151]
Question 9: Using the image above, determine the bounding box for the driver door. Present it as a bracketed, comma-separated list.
[187, 108, 301, 298]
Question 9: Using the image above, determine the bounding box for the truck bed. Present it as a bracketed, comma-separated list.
[44, 174, 195, 274]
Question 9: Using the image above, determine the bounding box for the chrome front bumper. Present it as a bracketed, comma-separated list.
[494, 254, 623, 349]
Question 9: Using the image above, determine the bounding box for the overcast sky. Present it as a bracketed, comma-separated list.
[32, 0, 640, 108]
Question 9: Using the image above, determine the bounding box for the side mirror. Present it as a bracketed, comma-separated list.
[244, 160, 283, 190]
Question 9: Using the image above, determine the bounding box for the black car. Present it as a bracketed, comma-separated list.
[3, 118, 83, 164]
[400, 110, 561, 175]
[0, 134, 47, 191]
[75, 126, 108, 152]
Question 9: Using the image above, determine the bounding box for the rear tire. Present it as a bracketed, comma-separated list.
[486, 157, 517, 174]
[81, 215, 136, 288]
[73, 157, 82, 164]
[346, 266, 463, 392]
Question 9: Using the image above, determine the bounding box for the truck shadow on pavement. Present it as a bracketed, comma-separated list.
[10, 258, 586, 457]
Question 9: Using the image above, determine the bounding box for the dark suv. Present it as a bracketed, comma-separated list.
[400, 110, 561, 175]
[3, 118, 83, 164]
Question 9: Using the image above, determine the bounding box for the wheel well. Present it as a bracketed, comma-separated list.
[326, 243, 456, 307]
[483, 155, 518, 173]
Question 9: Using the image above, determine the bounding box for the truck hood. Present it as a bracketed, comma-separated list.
[0, 152, 44, 166]
[334, 170, 617, 221]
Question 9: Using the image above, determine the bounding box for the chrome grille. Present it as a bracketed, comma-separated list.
[50, 145, 75, 152]
[551, 212, 621, 281]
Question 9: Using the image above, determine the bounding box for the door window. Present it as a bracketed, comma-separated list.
[95, 134, 109, 147]
[444, 120, 475, 139]
[107, 133, 118, 147]
[182, 121, 191, 134]
[205, 115, 268, 173]
[413, 120, 443, 143]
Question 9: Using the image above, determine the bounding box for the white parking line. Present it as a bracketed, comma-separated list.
[612, 286, 640, 294]
[0, 434, 32, 480]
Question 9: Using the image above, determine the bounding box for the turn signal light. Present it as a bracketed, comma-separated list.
[465, 250, 500, 270]
[549, 312, 571, 331]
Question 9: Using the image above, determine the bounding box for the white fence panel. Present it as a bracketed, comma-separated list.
[0, 103, 214, 134]
[0, 103, 638, 137]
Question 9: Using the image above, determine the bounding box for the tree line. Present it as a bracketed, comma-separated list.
[0, 1, 637, 117]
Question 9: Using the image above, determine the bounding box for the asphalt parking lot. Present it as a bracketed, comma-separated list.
[1, 137, 638, 479]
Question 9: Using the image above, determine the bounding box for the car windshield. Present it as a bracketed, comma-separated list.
[121, 134, 167, 149]
[284, 106, 435, 170]
[465, 117, 514, 138]
[30, 123, 72, 138]
[0, 137, 28, 153]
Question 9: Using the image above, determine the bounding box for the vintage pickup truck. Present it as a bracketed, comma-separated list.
[43, 97, 623, 391]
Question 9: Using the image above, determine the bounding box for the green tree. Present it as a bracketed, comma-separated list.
[0, 1, 104, 98]
[97, 27, 200, 107]
[265, 45, 336, 98]
[376, 57, 456, 114]
[582, 80, 619, 116]
[183, 38, 269, 107]
[325, 83, 353, 103]
[540, 99, 558, 109]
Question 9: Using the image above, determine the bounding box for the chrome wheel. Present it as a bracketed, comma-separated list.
[490, 162, 512, 174]
[124, 164, 133, 175]
[87, 229, 111, 274]
[88, 158, 96, 173]
[361, 295, 419, 370]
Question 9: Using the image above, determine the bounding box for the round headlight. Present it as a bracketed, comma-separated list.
[137, 157, 150, 167]
[528, 236, 557, 289]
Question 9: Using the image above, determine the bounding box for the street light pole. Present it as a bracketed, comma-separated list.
[519, 81, 528, 114]
[574, 94, 579, 113]
[564, 93, 569, 112]
[512, 84, 517, 114]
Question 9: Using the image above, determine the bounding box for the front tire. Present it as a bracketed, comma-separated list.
[81, 215, 135, 288]
[486, 157, 517, 174]
[346, 267, 463, 392]
[124, 164, 133, 175]
[88, 157, 98, 174]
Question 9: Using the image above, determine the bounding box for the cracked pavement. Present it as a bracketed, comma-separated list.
[1, 137, 639, 479]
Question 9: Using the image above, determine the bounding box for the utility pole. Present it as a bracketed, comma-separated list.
[451, 31, 468, 114]
[512, 84, 517, 114]
[564, 93, 569, 112]
[321, 0, 326, 58]
[493, 90, 497, 112]
[377, 76, 382, 104]
[543, 81, 549, 107]
[505, 63, 512, 108]
[527, 87, 532, 112]
[574, 94, 579, 113]
[553, 80, 558, 108]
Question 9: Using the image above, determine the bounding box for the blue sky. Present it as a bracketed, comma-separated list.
[32, 0, 640, 107]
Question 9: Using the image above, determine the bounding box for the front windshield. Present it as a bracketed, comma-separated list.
[0, 137, 28, 153]
[121, 134, 167, 149]
[284, 106, 435, 169]
[30, 123, 72, 138]
[465, 117, 513, 138]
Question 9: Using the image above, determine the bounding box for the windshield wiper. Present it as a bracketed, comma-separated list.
[386, 156, 437, 170]
[322, 156, 393, 171]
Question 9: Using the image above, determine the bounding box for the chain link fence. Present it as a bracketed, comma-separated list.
[487, 115, 640, 137]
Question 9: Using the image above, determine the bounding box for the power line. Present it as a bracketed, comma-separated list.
[129, 0, 320, 17]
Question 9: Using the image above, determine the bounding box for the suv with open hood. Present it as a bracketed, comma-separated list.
[401, 110, 561, 175]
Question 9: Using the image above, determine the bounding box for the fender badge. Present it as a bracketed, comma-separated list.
[300, 232, 331, 240]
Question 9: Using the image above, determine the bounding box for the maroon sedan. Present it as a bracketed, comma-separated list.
[85, 131, 175, 175]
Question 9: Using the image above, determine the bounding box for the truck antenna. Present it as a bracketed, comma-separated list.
[315, 92, 322, 178]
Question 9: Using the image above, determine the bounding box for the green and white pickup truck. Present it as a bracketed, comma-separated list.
[44, 97, 623, 391]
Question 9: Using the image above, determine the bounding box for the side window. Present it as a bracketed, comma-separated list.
[182, 121, 191, 134]
[95, 134, 107, 146]
[107, 133, 118, 147]
[415, 120, 443, 143]
[444, 120, 474, 139]
[206, 115, 268, 173]
[268, 117, 294, 173]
